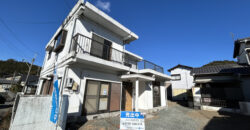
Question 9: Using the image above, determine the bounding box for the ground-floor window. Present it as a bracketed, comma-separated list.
[83, 80, 121, 115]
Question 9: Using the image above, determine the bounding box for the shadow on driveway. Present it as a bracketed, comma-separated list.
[204, 111, 250, 130]
[0, 104, 12, 109]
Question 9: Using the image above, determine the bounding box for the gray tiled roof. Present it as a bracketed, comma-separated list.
[191, 64, 250, 75]
[168, 64, 193, 72]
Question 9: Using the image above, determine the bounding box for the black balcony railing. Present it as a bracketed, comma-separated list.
[138, 60, 164, 73]
[71, 33, 164, 73]
[71, 33, 137, 68]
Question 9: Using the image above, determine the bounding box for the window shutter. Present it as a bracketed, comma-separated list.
[109, 83, 121, 111]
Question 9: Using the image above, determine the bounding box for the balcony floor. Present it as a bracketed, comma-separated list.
[73, 53, 138, 73]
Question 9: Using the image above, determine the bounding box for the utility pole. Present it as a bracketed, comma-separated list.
[23, 54, 37, 94]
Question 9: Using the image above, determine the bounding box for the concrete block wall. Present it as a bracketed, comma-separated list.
[10, 95, 68, 130]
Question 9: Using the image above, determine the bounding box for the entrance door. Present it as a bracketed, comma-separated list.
[40, 77, 53, 95]
[153, 81, 161, 107]
[121, 82, 133, 111]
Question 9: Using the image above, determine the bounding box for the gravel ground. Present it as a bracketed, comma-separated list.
[77, 101, 250, 130]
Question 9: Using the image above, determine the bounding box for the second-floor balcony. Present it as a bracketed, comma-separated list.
[70, 33, 164, 73]
[71, 33, 139, 69]
[138, 60, 164, 73]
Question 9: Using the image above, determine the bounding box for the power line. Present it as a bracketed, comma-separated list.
[0, 17, 41, 56]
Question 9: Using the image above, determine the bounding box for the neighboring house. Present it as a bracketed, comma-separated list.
[233, 37, 250, 65]
[37, 1, 170, 120]
[21, 75, 39, 94]
[4, 74, 39, 94]
[0, 78, 18, 93]
[191, 64, 250, 110]
[168, 64, 194, 100]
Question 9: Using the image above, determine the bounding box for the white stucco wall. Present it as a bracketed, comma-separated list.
[170, 67, 194, 89]
[42, 18, 75, 71]
[75, 18, 124, 51]
[138, 81, 153, 110]
[62, 66, 121, 116]
[160, 84, 166, 107]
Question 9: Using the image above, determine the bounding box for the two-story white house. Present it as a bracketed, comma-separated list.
[168, 64, 194, 100]
[36, 1, 170, 120]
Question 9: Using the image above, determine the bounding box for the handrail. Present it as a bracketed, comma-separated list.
[72, 33, 136, 66]
[72, 33, 164, 73]
[73, 33, 124, 55]
[138, 60, 164, 73]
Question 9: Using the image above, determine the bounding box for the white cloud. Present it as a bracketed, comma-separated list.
[96, 0, 111, 12]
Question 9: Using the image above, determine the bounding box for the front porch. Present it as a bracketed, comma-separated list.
[121, 74, 167, 112]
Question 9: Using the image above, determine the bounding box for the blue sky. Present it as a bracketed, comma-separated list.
[0, 0, 250, 73]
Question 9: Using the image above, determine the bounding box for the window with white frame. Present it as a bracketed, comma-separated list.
[171, 74, 181, 80]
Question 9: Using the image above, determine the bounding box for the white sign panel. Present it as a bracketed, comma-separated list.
[120, 111, 145, 130]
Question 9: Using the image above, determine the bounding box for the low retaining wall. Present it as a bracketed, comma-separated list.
[201, 105, 240, 113]
[10, 95, 68, 130]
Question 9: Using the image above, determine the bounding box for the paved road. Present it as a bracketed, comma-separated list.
[77, 101, 250, 130]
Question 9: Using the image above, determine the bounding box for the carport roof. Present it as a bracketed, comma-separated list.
[121, 74, 155, 81]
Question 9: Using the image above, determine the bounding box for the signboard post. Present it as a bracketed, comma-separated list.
[120, 111, 145, 130]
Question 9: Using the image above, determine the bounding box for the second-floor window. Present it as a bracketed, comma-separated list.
[54, 29, 68, 53]
[90, 34, 112, 60]
[171, 74, 181, 81]
[47, 50, 52, 60]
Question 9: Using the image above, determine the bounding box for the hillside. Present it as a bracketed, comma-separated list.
[0, 59, 41, 77]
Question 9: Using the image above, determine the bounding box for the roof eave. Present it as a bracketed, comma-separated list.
[83, 2, 138, 43]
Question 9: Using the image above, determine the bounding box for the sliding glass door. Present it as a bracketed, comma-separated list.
[83, 80, 121, 115]
[98, 83, 110, 113]
[90, 34, 112, 60]
[84, 80, 110, 115]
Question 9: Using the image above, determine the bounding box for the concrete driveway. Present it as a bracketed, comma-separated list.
[76, 101, 250, 130]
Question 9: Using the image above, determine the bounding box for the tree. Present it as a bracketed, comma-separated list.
[0, 59, 41, 77]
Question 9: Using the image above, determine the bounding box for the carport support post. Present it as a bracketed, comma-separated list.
[135, 79, 139, 111]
